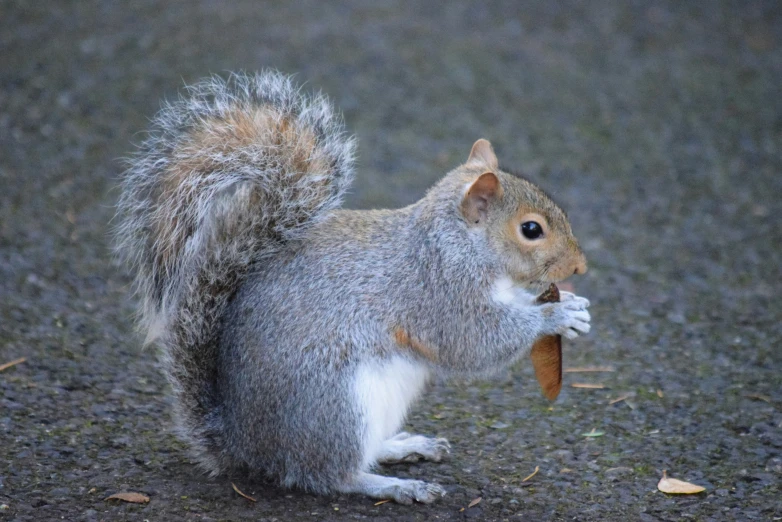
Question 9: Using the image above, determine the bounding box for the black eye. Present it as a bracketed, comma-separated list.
[521, 221, 544, 240]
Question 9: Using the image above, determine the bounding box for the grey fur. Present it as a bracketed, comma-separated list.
[114, 71, 355, 475]
[114, 71, 590, 502]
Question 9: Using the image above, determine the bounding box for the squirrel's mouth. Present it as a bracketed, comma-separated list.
[522, 279, 551, 293]
[527, 273, 577, 291]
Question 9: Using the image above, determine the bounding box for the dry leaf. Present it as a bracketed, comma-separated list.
[521, 465, 540, 482]
[564, 366, 615, 373]
[656, 389, 664, 398]
[231, 482, 256, 502]
[0, 357, 26, 372]
[105, 492, 150, 504]
[745, 393, 771, 403]
[531, 283, 562, 400]
[467, 497, 482, 508]
[530, 336, 562, 400]
[657, 470, 705, 494]
[609, 395, 630, 405]
[374, 499, 390, 506]
[571, 383, 605, 389]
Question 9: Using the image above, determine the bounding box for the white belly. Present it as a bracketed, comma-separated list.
[354, 355, 430, 469]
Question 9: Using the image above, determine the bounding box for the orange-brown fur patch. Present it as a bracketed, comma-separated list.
[154, 105, 330, 270]
[502, 206, 584, 281]
[393, 327, 438, 362]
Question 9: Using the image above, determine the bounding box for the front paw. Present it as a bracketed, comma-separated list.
[558, 291, 589, 305]
[545, 297, 591, 339]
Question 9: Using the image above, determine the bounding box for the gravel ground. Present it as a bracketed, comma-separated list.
[1, 1, 781, 520]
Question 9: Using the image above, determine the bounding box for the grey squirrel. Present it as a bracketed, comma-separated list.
[114, 71, 591, 504]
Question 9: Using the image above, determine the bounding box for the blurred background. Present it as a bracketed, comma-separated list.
[1, 1, 780, 520]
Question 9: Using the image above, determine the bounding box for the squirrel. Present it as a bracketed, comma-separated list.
[114, 71, 591, 505]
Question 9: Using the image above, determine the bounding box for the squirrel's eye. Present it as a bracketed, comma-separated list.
[521, 221, 544, 240]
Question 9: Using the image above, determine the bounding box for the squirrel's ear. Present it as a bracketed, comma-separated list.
[467, 139, 499, 170]
[461, 172, 502, 224]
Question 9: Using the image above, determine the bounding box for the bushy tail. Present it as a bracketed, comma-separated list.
[114, 71, 355, 473]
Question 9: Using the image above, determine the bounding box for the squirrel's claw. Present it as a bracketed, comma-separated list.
[392, 480, 447, 505]
[546, 297, 591, 339]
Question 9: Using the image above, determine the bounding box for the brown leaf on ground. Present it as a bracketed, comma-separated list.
[231, 482, 256, 502]
[657, 470, 705, 494]
[609, 395, 630, 405]
[564, 366, 615, 373]
[467, 497, 482, 508]
[522, 465, 540, 482]
[0, 357, 26, 372]
[744, 393, 771, 403]
[105, 492, 150, 504]
[571, 383, 605, 389]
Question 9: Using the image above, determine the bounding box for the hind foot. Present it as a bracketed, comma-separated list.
[375, 432, 451, 464]
[339, 471, 446, 505]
